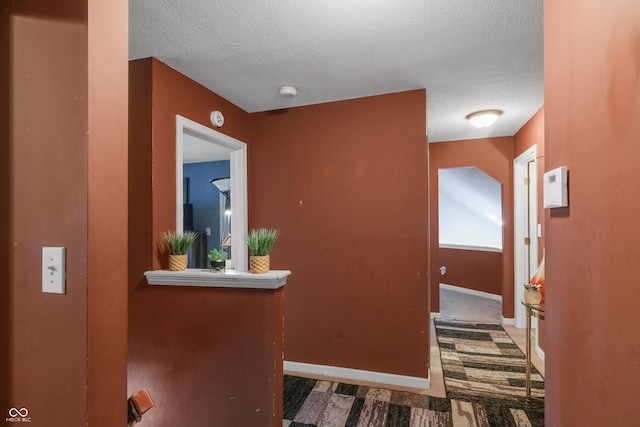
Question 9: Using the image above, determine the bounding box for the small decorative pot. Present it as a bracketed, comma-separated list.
[168, 254, 188, 271]
[250, 255, 270, 274]
[210, 259, 226, 272]
[523, 284, 543, 304]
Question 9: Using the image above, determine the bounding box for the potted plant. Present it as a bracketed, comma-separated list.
[161, 230, 199, 271]
[208, 248, 226, 272]
[246, 228, 280, 274]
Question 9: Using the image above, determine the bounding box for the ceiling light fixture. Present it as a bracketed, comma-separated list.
[279, 85, 298, 98]
[466, 109, 503, 128]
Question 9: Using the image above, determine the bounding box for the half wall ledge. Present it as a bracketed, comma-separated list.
[144, 269, 291, 289]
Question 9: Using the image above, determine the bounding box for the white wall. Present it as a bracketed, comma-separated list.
[438, 167, 502, 249]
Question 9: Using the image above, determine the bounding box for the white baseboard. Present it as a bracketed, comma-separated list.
[535, 343, 546, 361]
[440, 283, 502, 302]
[431, 311, 441, 318]
[501, 316, 515, 326]
[284, 361, 430, 390]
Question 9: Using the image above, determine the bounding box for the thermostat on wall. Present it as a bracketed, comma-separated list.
[543, 166, 568, 208]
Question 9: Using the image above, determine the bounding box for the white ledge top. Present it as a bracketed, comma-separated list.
[144, 269, 291, 290]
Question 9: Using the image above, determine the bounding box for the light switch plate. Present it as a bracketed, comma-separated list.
[42, 247, 65, 294]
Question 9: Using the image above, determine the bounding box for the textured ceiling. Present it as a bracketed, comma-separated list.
[130, 0, 543, 142]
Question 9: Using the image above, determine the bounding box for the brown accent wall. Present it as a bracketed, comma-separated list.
[128, 286, 284, 427]
[513, 107, 546, 351]
[128, 59, 154, 294]
[514, 108, 545, 175]
[128, 58, 283, 426]
[2, 0, 128, 425]
[439, 248, 502, 295]
[429, 137, 514, 316]
[87, 1, 129, 423]
[545, 1, 640, 424]
[249, 90, 430, 379]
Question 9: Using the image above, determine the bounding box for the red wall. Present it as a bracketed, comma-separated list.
[439, 248, 502, 295]
[514, 107, 545, 260]
[87, 1, 130, 421]
[1, 0, 128, 425]
[128, 58, 283, 426]
[0, 4, 7, 414]
[128, 286, 284, 427]
[429, 137, 514, 316]
[545, 1, 640, 424]
[249, 90, 430, 379]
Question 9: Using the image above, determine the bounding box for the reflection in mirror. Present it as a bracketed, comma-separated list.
[176, 115, 248, 271]
[210, 177, 231, 259]
[183, 162, 230, 267]
[438, 166, 503, 250]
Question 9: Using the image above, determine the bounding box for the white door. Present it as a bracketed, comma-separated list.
[513, 146, 538, 329]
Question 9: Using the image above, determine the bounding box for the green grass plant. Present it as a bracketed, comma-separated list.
[161, 230, 199, 255]
[246, 228, 280, 256]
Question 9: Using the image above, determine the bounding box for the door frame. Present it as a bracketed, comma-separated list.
[513, 145, 538, 329]
[175, 115, 248, 271]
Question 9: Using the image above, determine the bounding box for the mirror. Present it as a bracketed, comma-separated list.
[176, 115, 248, 271]
[183, 163, 230, 267]
[209, 176, 231, 253]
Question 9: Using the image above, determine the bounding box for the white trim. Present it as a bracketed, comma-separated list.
[513, 145, 538, 329]
[284, 361, 430, 390]
[229, 145, 248, 271]
[501, 316, 515, 326]
[430, 311, 441, 319]
[175, 115, 249, 271]
[439, 244, 502, 253]
[535, 325, 546, 361]
[535, 344, 546, 361]
[439, 283, 502, 302]
[145, 269, 291, 289]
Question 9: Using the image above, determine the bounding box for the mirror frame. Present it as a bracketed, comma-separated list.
[175, 115, 248, 271]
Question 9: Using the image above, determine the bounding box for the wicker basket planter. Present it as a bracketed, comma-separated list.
[162, 231, 198, 272]
[250, 255, 270, 274]
[168, 254, 188, 271]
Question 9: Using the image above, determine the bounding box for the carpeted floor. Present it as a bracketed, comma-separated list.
[283, 320, 544, 426]
[283, 374, 455, 426]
